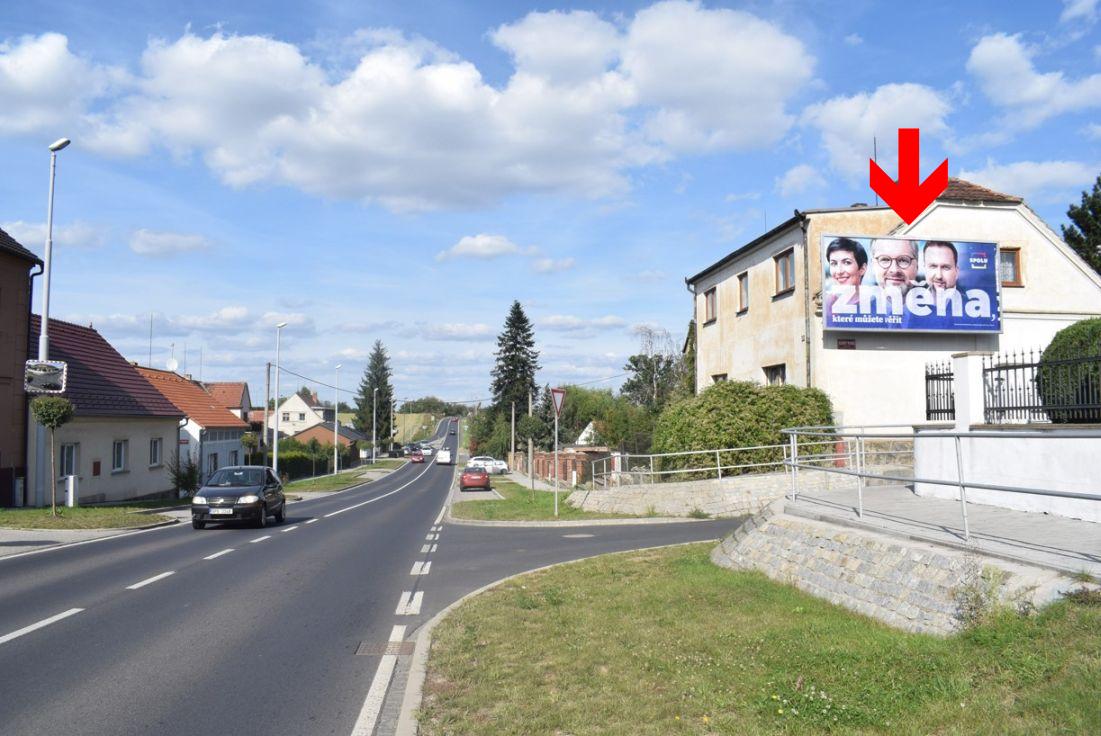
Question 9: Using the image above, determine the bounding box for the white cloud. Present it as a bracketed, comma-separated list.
[532, 257, 575, 273]
[436, 234, 532, 261]
[966, 33, 1101, 131]
[0, 220, 108, 249]
[957, 159, 1096, 202]
[540, 314, 626, 331]
[129, 228, 210, 256]
[802, 83, 951, 180]
[1061, 0, 1099, 24]
[338, 320, 401, 333]
[1085, 123, 1101, 139]
[844, 33, 863, 46]
[776, 164, 827, 197]
[491, 10, 620, 84]
[420, 322, 494, 341]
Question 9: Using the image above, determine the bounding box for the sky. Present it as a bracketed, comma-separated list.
[2, 0, 1099, 408]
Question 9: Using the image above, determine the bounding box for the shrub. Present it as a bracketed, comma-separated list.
[651, 381, 833, 476]
[1038, 318, 1101, 423]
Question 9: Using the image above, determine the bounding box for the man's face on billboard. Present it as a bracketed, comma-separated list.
[924, 244, 959, 291]
[872, 239, 918, 292]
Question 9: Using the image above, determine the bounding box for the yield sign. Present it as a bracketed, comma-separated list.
[551, 387, 566, 417]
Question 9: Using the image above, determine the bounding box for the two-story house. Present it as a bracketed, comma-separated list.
[0, 227, 40, 506]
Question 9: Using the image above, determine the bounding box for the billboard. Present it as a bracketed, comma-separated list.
[821, 235, 1001, 333]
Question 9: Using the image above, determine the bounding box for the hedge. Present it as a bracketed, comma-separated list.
[1038, 318, 1101, 423]
[651, 381, 834, 476]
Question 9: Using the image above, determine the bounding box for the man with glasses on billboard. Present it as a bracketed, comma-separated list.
[869, 238, 920, 327]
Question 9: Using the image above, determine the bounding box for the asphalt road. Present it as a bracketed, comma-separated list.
[0, 419, 740, 736]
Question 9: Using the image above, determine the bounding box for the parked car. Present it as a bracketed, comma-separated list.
[460, 466, 490, 491]
[410, 450, 424, 463]
[436, 448, 453, 465]
[470, 456, 508, 474]
[191, 466, 286, 530]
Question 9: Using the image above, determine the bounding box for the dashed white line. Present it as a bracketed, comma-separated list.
[425, 533, 438, 541]
[0, 608, 84, 646]
[325, 461, 436, 518]
[125, 571, 175, 590]
[434, 506, 445, 525]
[420, 544, 431, 554]
[430, 544, 437, 553]
[350, 625, 407, 736]
[305, 518, 318, 524]
[249, 535, 271, 544]
[281, 525, 299, 532]
[203, 549, 235, 560]
[394, 591, 423, 616]
[410, 561, 431, 576]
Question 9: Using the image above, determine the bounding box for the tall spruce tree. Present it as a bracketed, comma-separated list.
[354, 340, 394, 447]
[490, 300, 540, 415]
[1063, 175, 1101, 277]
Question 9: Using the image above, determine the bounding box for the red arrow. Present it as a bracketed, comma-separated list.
[869, 128, 948, 224]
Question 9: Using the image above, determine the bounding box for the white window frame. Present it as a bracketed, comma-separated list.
[774, 249, 795, 294]
[149, 437, 163, 467]
[112, 440, 129, 473]
[60, 443, 78, 477]
[737, 272, 749, 313]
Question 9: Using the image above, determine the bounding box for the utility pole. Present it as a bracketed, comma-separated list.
[510, 401, 515, 467]
[528, 390, 534, 501]
[263, 361, 271, 453]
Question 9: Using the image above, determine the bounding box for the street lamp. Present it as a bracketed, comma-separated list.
[272, 322, 288, 478]
[372, 387, 378, 464]
[333, 364, 341, 475]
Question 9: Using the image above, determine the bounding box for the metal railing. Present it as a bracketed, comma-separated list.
[924, 359, 955, 421]
[984, 349, 1101, 424]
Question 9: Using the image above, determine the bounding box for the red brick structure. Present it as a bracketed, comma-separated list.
[509, 447, 608, 487]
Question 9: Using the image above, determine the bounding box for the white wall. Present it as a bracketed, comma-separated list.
[272, 394, 324, 436]
[27, 416, 179, 504]
[178, 419, 245, 482]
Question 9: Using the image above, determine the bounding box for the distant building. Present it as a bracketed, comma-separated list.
[685, 179, 1101, 426]
[292, 421, 366, 448]
[202, 381, 252, 420]
[26, 317, 184, 505]
[0, 227, 40, 506]
[271, 393, 334, 438]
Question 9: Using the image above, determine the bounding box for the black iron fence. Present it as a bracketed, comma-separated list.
[983, 349, 1101, 424]
[924, 360, 955, 421]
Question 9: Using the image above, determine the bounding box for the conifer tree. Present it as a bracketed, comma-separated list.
[354, 340, 394, 447]
[1063, 175, 1101, 277]
[490, 301, 540, 414]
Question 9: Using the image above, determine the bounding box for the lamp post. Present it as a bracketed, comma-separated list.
[272, 322, 288, 478]
[333, 364, 341, 475]
[390, 399, 395, 455]
[372, 387, 378, 464]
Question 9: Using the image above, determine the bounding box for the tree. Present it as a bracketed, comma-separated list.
[354, 340, 394, 446]
[240, 432, 258, 464]
[490, 301, 540, 415]
[679, 319, 697, 400]
[296, 386, 315, 404]
[621, 326, 684, 412]
[307, 437, 323, 476]
[1063, 175, 1101, 277]
[168, 451, 201, 498]
[30, 396, 75, 515]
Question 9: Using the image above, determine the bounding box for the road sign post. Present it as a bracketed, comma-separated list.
[551, 388, 566, 518]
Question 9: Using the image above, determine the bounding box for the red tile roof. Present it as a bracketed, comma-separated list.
[29, 316, 182, 419]
[939, 177, 1022, 204]
[136, 366, 249, 430]
[247, 409, 268, 425]
[203, 381, 247, 409]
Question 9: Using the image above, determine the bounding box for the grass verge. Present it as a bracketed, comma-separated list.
[0, 506, 174, 530]
[449, 479, 634, 522]
[420, 543, 1101, 736]
[285, 460, 404, 493]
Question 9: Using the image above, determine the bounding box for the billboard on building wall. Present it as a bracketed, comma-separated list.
[821, 235, 1001, 333]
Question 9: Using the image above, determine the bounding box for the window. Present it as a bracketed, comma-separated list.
[60, 443, 78, 477]
[737, 272, 749, 313]
[774, 249, 795, 294]
[230, 450, 239, 465]
[282, 412, 290, 422]
[703, 287, 717, 323]
[711, 373, 728, 384]
[763, 364, 787, 386]
[298, 412, 306, 421]
[999, 248, 1022, 287]
[149, 437, 163, 467]
[112, 440, 129, 473]
[208, 453, 218, 474]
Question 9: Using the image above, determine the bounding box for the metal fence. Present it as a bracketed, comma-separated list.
[984, 349, 1101, 424]
[924, 359, 955, 421]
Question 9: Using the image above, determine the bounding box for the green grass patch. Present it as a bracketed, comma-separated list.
[420, 543, 1101, 736]
[285, 461, 403, 493]
[0, 506, 174, 530]
[449, 479, 634, 522]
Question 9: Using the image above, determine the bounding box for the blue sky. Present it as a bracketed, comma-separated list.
[2, 0, 1099, 407]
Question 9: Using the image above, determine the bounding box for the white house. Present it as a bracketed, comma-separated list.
[272, 392, 334, 437]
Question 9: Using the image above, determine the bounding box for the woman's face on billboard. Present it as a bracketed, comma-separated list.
[829, 248, 866, 286]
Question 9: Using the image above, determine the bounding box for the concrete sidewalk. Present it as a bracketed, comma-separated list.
[505, 471, 557, 492]
[789, 483, 1101, 577]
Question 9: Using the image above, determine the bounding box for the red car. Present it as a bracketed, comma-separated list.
[460, 466, 490, 491]
[410, 450, 425, 463]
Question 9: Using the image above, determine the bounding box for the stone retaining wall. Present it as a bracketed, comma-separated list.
[711, 503, 1066, 635]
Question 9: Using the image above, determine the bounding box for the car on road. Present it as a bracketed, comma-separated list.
[469, 456, 508, 474]
[410, 450, 424, 463]
[459, 466, 490, 491]
[436, 448, 453, 465]
[191, 466, 286, 530]
[421, 446, 433, 456]
[449, 425, 456, 435]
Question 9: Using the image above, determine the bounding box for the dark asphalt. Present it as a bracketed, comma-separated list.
[0, 419, 741, 736]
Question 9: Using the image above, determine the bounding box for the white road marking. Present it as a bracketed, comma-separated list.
[434, 506, 445, 525]
[281, 525, 299, 532]
[0, 608, 83, 646]
[351, 652, 397, 736]
[203, 548, 234, 560]
[390, 624, 406, 642]
[305, 518, 318, 524]
[325, 460, 436, 518]
[562, 533, 595, 538]
[125, 571, 175, 590]
[410, 561, 431, 576]
[394, 591, 423, 616]
[249, 535, 271, 544]
[424, 533, 438, 541]
[430, 544, 437, 553]
[420, 544, 431, 554]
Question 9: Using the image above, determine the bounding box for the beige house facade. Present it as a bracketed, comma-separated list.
[686, 179, 1101, 427]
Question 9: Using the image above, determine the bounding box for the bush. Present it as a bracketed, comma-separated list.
[1038, 318, 1101, 423]
[651, 381, 833, 476]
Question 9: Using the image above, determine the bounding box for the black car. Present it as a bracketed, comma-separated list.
[191, 466, 286, 530]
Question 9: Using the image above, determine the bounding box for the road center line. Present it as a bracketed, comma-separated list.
[0, 608, 84, 646]
[305, 518, 318, 524]
[203, 549, 234, 560]
[281, 525, 299, 532]
[125, 571, 175, 590]
[249, 535, 271, 544]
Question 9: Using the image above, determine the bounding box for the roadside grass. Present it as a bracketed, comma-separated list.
[285, 461, 404, 493]
[420, 543, 1101, 736]
[449, 479, 634, 522]
[0, 506, 174, 530]
[395, 413, 437, 444]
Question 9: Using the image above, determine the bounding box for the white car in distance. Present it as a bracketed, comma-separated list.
[469, 456, 508, 474]
[436, 448, 453, 465]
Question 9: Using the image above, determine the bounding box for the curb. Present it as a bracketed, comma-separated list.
[444, 513, 711, 528]
[393, 538, 720, 736]
[0, 517, 181, 533]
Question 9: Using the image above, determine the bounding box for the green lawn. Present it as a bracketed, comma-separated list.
[420, 543, 1101, 736]
[449, 479, 634, 522]
[0, 506, 175, 530]
[285, 460, 404, 493]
